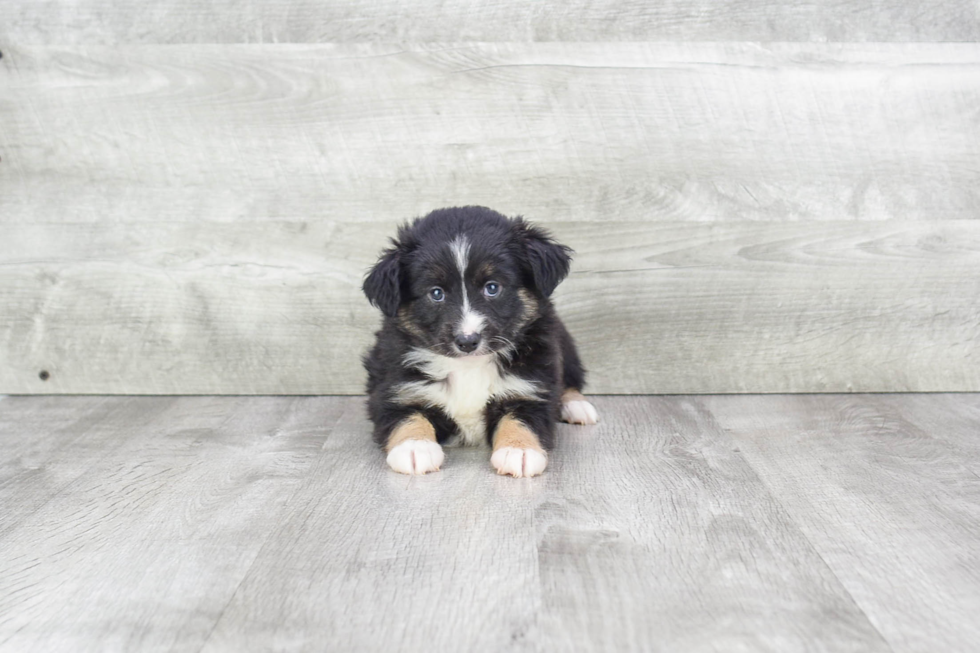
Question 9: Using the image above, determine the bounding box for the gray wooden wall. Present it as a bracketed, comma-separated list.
[1, 4, 979, 394]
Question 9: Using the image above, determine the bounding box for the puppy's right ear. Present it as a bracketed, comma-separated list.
[363, 245, 402, 318]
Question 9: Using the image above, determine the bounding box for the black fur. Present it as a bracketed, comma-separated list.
[362, 245, 402, 318]
[362, 206, 587, 450]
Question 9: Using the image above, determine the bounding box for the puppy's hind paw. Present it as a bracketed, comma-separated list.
[560, 389, 598, 425]
[491, 447, 547, 478]
[386, 439, 444, 475]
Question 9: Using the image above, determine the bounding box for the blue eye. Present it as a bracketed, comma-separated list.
[429, 287, 445, 302]
[483, 281, 500, 297]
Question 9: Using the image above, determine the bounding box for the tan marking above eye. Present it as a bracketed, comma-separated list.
[476, 262, 496, 279]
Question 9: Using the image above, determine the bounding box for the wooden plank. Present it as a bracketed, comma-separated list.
[561, 220, 980, 394]
[2, 43, 979, 224]
[1, 0, 977, 43]
[0, 221, 376, 394]
[535, 396, 890, 651]
[702, 394, 980, 653]
[2, 219, 978, 394]
[0, 395, 347, 651]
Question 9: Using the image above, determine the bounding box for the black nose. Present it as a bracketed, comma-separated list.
[454, 333, 481, 353]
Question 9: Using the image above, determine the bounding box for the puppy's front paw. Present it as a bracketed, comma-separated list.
[561, 398, 598, 425]
[491, 447, 547, 478]
[386, 439, 444, 475]
[560, 389, 598, 425]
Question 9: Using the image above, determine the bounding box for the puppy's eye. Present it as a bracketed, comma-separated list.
[483, 281, 501, 298]
[429, 287, 445, 302]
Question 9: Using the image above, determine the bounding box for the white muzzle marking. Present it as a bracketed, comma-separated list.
[458, 310, 486, 337]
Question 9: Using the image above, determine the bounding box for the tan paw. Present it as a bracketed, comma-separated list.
[490, 447, 547, 478]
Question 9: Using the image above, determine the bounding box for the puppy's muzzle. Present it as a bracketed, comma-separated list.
[454, 332, 481, 354]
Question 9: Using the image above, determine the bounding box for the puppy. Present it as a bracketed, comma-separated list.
[362, 206, 598, 477]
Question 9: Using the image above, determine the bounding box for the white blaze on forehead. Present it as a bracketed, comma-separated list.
[448, 235, 485, 335]
[449, 235, 470, 282]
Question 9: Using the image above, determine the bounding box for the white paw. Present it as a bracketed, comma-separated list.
[386, 439, 444, 475]
[561, 399, 599, 425]
[491, 447, 547, 478]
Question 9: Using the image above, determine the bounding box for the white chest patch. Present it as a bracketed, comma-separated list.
[393, 348, 541, 446]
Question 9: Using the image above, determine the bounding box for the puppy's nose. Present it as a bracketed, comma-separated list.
[454, 333, 481, 353]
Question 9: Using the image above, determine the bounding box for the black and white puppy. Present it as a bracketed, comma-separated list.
[362, 206, 598, 477]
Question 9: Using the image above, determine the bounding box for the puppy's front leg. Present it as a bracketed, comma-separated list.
[490, 414, 549, 478]
[384, 413, 444, 475]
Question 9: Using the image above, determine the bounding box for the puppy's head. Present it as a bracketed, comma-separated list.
[363, 206, 572, 358]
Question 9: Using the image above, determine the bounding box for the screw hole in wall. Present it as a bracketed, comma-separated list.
[39, 370, 50, 381]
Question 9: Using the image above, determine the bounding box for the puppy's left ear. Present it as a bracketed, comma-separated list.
[515, 218, 573, 297]
[363, 244, 402, 317]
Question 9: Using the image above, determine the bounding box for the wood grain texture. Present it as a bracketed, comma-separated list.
[200, 399, 546, 652]
[0, 396, 167, 538]
[0, 395, 347, 652]
[2, 220, 978, 394]
[1, 0, 978, 43]
[534, 395, 889, 652]
[7, 394, 979, 651]
[870, 394, 980, 476]
[2, 43, 979, 224]
[703, 394, 980, 653]
[3, 43, 979, 393]
[4, 394, 979, 651]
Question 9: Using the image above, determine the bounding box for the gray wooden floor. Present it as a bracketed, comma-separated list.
[1, 394, 978, 652]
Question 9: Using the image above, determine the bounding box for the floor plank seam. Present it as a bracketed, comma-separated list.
[195, 558, 258, 653]
[694, 399, 899, 652]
